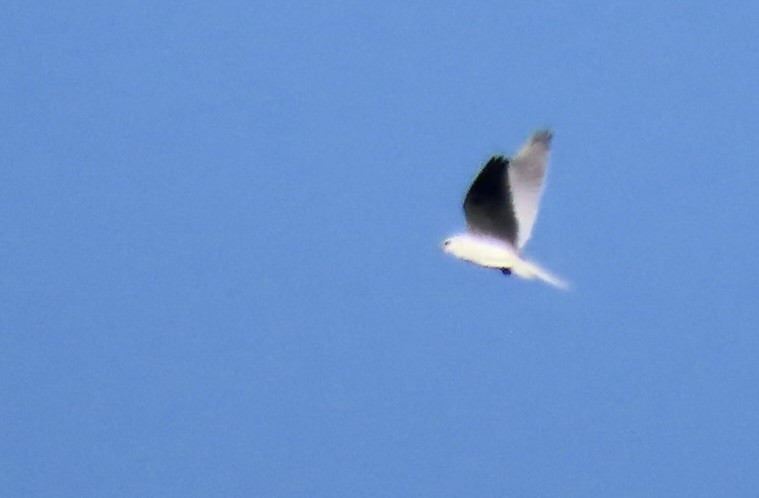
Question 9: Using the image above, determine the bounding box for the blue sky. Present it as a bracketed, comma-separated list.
[3, 1, 759, 496]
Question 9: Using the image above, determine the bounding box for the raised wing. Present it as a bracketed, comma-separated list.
[463, 156, 518, 247]
[507, 130, 552, 248]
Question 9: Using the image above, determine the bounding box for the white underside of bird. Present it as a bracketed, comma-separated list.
[443, 234, 568, 289]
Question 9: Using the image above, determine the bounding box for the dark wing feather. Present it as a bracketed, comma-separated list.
[462, 156, 518, 246]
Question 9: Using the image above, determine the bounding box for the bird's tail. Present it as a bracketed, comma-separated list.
[512, 257, 570, 290]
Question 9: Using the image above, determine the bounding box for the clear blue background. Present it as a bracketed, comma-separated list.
[3, 1, 758, 496]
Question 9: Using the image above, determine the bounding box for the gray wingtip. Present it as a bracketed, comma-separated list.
[530, 129, 553, 146]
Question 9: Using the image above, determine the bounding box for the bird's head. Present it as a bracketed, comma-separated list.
[441, 234, 470, 258]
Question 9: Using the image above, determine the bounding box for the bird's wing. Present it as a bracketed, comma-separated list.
[507, 130, 552, 249]
[463, 156, 519, 246]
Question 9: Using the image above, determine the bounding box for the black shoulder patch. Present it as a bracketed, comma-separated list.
[462, 155, 518, 245]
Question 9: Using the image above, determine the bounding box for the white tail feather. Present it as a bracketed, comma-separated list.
[512, 258, 570, 290]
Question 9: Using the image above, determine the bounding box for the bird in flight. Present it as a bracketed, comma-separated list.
[442, 130, 568, 289]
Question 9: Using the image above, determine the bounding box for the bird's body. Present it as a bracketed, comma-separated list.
[443, 234, 521, 269]
[442, 130, 568, 289]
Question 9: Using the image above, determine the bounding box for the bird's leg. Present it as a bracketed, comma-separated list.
[500, 268, 512, 276]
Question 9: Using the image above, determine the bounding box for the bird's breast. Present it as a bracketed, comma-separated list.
[451, 236, 520, 269]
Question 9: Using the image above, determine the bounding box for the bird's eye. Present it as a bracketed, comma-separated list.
[443, 240, 451, 246]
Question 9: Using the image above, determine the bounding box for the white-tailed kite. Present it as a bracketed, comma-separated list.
[442, 130, 568, 289]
